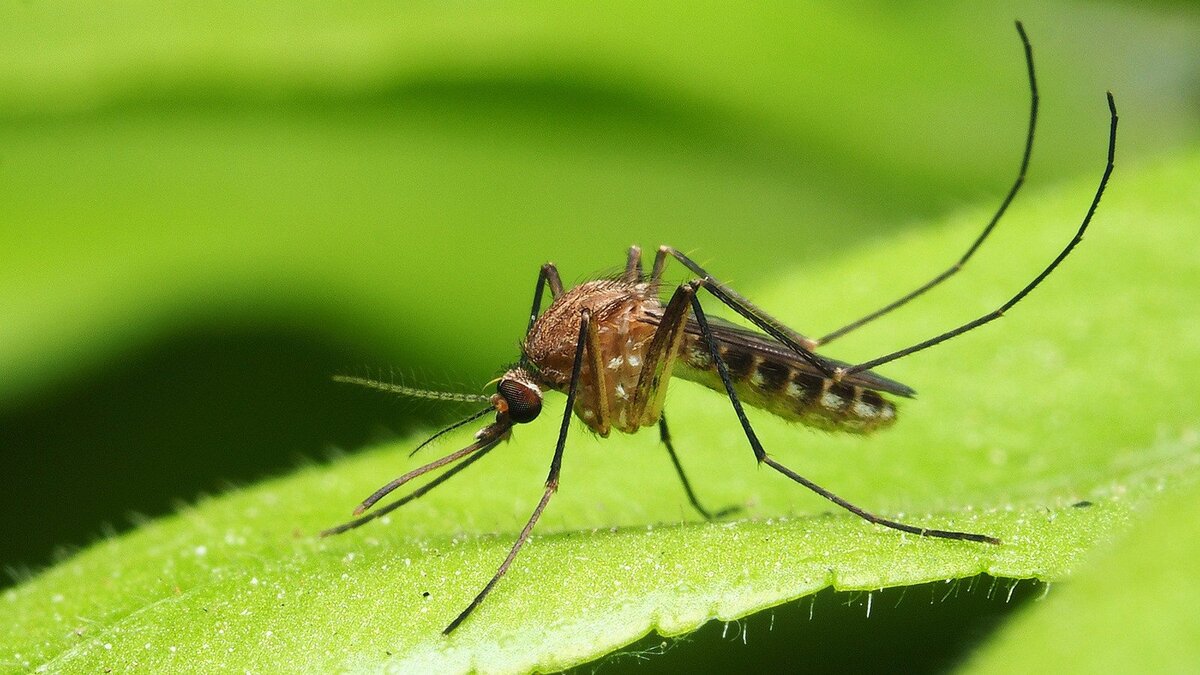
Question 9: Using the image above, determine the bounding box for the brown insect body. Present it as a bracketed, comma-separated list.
[521, 278, 663, 435]
[521, 276, 901, 437]
[324, 23, 1118, 635]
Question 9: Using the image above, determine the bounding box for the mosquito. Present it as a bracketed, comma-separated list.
[323, 22, 1118, 635]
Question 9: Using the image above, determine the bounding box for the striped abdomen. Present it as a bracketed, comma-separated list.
[674, 335, 897, 434]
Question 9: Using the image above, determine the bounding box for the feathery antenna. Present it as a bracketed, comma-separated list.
[332, 375, 492, 404]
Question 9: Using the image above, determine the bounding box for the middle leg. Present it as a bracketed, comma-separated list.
[685, 279, 1000, 544]
[630, 281, 737, 519]
[658, 414, 740, 521]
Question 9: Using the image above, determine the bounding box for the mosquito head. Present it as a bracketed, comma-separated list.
[493, 368, 543, 424]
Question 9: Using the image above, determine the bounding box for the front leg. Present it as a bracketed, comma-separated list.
[623, 245, 644, 283]
[518, 262, 565, 371]
[444, 308, 594, 634]
[524, 262, 564, 336]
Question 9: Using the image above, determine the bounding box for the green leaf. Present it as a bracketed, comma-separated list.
[4, 142, 1198, 672]
[964, 475, 1200, 673]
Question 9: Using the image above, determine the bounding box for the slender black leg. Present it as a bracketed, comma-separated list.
[842, 92, 1117, 378]
[656, 89, 1115, 383]
[658, 415, 740, 521]
[654, 246, 833, 378]
[687, 281, 999, 545]
[524, 262, 564, 339]
[443, 308, 592, 634]
[816, 21, 1038, 347]
[652, 32, 1116, 386]
[758, 455, 999, 543]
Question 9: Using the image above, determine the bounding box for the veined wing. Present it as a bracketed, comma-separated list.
[645, 311, 916, 398]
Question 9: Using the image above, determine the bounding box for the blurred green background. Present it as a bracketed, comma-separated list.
[2, 1, 1198, 670]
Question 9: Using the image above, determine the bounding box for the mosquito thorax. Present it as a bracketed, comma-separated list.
[494, 370, 543, 424]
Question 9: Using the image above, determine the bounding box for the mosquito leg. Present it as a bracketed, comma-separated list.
[624, 245, 644, 282]
[654, 246, 834, 378]
[659, 415, 740, 521]
[649, 245, 668, 284]
[518, 262, 565, 370]
[759, 455, 999, 544]
[524, 262, 565, 337]
[815, 22, 1038, 347]
[842, 92, 1117, 379]
[634, 279, 741, 518]
[584, 309, 612, 435]
[443, 308, 592, 634]
[687, 281, 999, 544]
[627, 283, 692, 430]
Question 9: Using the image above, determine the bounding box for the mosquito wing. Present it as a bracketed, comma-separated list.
[676, 314, 917, 398]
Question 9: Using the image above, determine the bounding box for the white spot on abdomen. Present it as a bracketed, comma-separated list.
[821, 392, 843, 409]
[852, 401, 877, 417]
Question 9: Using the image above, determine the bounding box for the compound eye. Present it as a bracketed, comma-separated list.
[498, 379, 542, 424]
